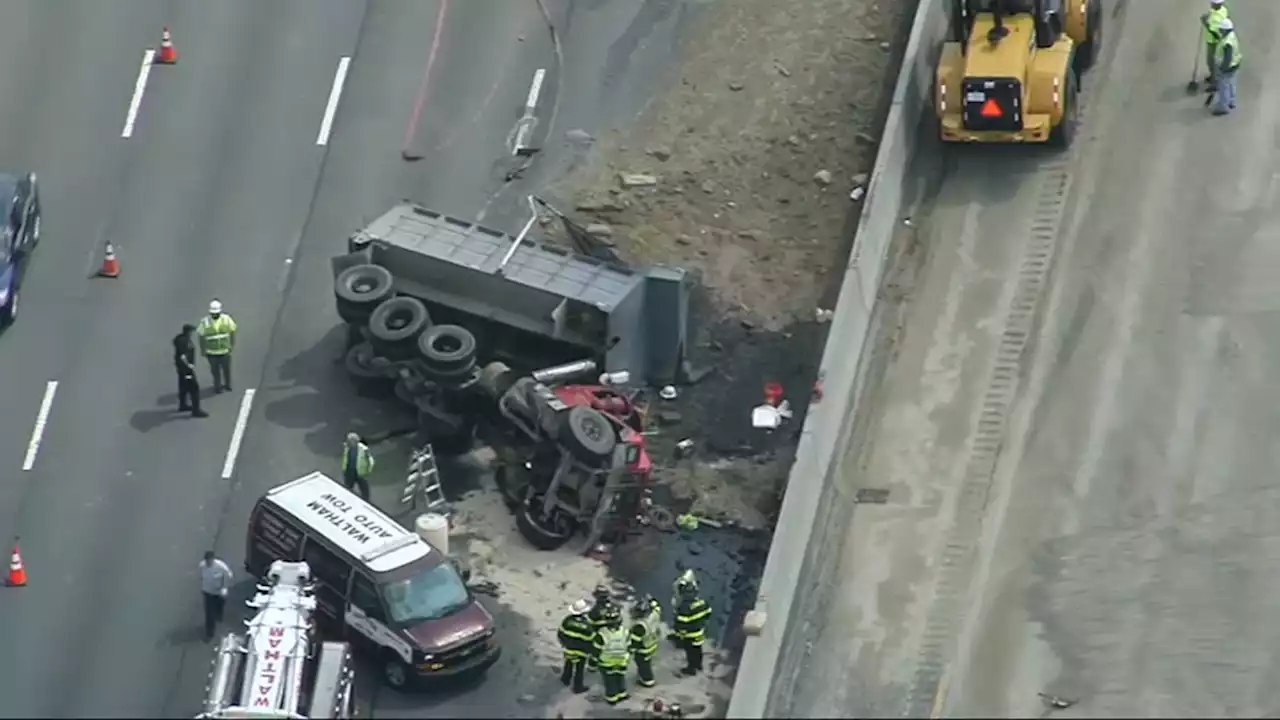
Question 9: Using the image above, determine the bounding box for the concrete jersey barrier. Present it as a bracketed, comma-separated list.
[725, 0, 948, 716]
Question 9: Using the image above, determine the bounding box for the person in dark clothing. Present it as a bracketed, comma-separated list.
[557, 598, 597, 694]
[173, 324, 207, 418]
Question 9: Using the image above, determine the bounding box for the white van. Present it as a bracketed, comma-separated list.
[244, 472, 500, 689]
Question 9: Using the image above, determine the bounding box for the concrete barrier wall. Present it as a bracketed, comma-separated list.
[725, 0, 949, 716]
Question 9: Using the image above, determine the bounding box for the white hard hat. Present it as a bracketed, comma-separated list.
[1218, 16, 1234, 31]
[569, 598, 593, 615]
[208, 299, 223, 314]
[1209, 0, 1225, 5]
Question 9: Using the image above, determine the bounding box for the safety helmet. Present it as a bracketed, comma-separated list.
[569, 598, 593, 615]
[1218, 16, 1234, 31]
[592, 584, 611, 600]
[208, 299, 223, 314]
[633, 594, 655, 614]
[1209, 0, 1225, 6]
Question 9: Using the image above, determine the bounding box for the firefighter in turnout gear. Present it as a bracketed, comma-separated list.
[196, 299, 237, 393]
[557, 598, 596, 694]
[628, 595, 661, 688]
[672, 580, 711, 676]
[586, 584, 619, 669]
[594, 614, 632, 705]
[668, 564, 698, 641]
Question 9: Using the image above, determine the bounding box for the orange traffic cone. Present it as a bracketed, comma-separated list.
[156, 27, 177, 65]
[7, 540, 27, 587]
[98, 242, 120, 278]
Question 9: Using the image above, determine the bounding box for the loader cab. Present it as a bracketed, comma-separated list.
[952, 0, 1067, 48]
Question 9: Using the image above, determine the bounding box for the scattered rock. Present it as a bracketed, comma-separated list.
[879, 41, 891, 51]
[657, 409, 683, 426]
[619, 172, 659, 188]
[576, 198, 624, 212]
[728, 80, 744, 91]
[701, 180, 716, 194]
[520, 694, 537, 704]
[737, 229, 764, 241]
[813, 169, 832, 186]
[564, 128, 594, 144]
[676, 234, 694, 246]
[786, 134, 802, 147]
[585, 222, 614, 239]
[647, 146, 672, 162]
[773, 61, 791, 77]
[852, 172, 870, 187]
[855, 132, 877, 145]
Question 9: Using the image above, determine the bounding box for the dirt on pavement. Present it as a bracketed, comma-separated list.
[525, 0, 916, 716]
[551, 0, 909, 333]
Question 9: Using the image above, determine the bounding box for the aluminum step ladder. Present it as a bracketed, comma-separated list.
[401, 444, 448, 515]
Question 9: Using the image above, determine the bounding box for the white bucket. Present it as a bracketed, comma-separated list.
[415, 513, 449, 555]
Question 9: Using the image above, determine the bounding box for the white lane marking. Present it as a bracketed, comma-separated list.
[316, 57, 351, 146]
[22, 381, 58, 471]
[512, 68, 546, 155]
[121, 49, 156, 138]
[221, 388, 257, 479]
[523, 68, 546, 114]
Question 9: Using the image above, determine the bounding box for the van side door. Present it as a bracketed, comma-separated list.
[302, 539, 352, 628]
[346, 572, 414, 665]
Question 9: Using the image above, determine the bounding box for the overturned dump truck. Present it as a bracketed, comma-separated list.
[198, 561, 356, 720]
[331, 198, 692, 387]
[477, 359, 654, 552]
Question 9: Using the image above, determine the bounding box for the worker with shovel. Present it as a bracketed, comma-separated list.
[1209, 16, 1242, 115]
[1202, 2, 1230, 82]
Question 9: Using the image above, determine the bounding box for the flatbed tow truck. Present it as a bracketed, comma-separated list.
[197, 561, 356, 720]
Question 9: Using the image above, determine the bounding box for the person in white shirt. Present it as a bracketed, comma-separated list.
[199, 550, 233, 641]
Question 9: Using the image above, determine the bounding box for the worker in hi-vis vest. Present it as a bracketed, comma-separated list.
[342, 432, 375, 500]
[196, 299, 237, 393]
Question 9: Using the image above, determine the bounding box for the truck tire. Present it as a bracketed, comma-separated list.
[368, 296, 430, 360]
[334, 264, 394, 324]
[560, 405, 617, 462]
[1074, 0, 1103, 75]
[344, 342, 384, 380]
[418, 324, 477, 375]
[1048, 67, 1079, 149]
[516, 488, 576, 551]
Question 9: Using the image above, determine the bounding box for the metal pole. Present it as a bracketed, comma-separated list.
[496, 195, 539, 275]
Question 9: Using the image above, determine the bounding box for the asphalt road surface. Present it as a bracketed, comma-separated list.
[773, 1, 1280, 717]
[0, 0, 691, 717]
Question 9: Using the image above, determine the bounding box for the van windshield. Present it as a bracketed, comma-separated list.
[380, 563, 471, 625]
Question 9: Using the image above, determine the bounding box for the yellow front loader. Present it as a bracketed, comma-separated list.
[934, 0, 1102, 148]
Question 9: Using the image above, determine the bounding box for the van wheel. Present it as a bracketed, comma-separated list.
[382, 656, 410, 689]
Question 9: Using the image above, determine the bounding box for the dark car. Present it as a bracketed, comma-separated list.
[0, 172, 41, 325]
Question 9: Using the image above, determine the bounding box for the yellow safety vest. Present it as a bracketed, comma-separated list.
[1203, 6, 1229, 45]
[633, 609, 661, 657]
[197, 314, 236, 355]
[1215, 30, 1242, 70]
[341, 443, 375, 477]
[596, 627, 630, 668]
